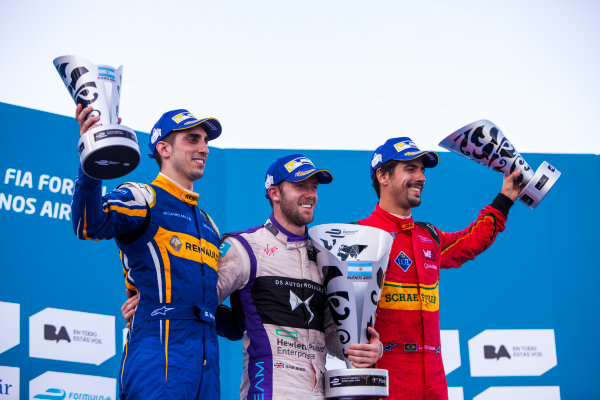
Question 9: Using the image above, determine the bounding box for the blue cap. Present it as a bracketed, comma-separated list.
[370, 137, 439, 176]
[265, 153, 333, 198]
[148, 109, 222, 158]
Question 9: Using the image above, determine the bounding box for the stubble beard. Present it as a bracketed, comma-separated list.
[280, 192, 314, 228]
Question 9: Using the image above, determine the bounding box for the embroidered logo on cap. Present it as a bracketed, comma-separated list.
[265, 174, 274, 189]
[172, 112, 195, 124]
[284, 157, 313, 172]
[371, 153, 382, 168]
[394, 140, 417, 152]
[151, 128, 161, 144]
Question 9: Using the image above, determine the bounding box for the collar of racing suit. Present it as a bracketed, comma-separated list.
[372, 202, 415, 232]
[152, 173, 200, 206]
[266, 213, 309, 249]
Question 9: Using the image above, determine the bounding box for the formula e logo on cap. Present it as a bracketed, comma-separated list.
[150, 128, 161, 144]
[371, 153, 382, 168]
[265, 174, 274, 189]
[170, 236, 182, 251]
[284, 157, 313, 172]
[171, 112, 195, 124]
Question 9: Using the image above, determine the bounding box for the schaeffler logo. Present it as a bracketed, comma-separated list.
[30, 371, 115, 400]
[30, 308, 115, 365]
[170, 235, 182, 251]
[468, 329, 557, 377]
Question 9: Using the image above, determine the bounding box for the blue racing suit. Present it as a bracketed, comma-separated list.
[72, 169, 221, 400]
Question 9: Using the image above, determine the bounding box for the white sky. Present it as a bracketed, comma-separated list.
[1, 0, 598, 154]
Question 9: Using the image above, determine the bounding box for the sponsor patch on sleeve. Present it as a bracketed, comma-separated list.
[219, 241, 231, 257]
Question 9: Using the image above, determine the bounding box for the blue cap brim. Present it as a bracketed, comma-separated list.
[393, 150, 439, 168]
[173, 118, 222, 141]
[285, 169, 333, 184]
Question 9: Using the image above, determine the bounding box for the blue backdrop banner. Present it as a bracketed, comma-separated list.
[0, 102, 598, 399]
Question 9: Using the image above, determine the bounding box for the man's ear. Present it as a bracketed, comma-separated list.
[268, 185, 281, 203]
[376, 168, 389, 186]
[155, 141, 171, 159]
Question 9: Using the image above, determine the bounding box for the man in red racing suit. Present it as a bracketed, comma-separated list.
[359, 137, 523, 400]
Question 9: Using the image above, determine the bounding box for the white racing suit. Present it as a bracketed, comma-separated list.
[217, 215, 342, 399]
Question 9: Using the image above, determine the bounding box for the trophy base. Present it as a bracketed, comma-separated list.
[79, 124, 140, 180]
[518, 161, 561, 209]
[325, 368, 388, 399]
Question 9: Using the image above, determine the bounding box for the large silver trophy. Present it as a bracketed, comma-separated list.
[309, 224, 393, 399]
[439, 120, 561, 209]
[54, 55, 140, 180]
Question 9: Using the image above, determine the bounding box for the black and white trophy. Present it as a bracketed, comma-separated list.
[309, 224, 393, 399]
[439, 120, 561, 209]
[54, 55, 140, 180]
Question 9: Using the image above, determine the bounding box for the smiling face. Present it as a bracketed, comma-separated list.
[269, 176, 319, 235]
[156, 125, 209, 189]
[377, 158, 426, 216]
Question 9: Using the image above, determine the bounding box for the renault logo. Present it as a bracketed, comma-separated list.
[170, 236, 182, 251]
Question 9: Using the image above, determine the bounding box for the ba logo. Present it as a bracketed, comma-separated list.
[484, 344, 511, 360]
[44, 324, 71, 343]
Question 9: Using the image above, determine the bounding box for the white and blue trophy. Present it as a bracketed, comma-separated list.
[439, 120, 561, 209]
[54, 55, 140, 180]
[309, 224, 393, 399]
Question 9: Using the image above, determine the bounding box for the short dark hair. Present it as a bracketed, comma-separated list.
[154, 132, 178, 169]
[371, 159, 401, 199]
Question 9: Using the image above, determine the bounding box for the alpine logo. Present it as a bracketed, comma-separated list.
[151, 306, 175, 317]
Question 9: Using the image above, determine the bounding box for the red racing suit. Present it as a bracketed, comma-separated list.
[358, 194, 512, 400]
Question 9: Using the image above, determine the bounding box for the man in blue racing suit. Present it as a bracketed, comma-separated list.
[71, 105, 222, 400]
